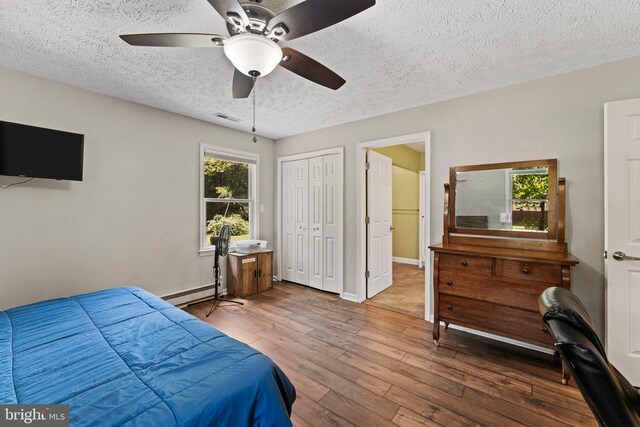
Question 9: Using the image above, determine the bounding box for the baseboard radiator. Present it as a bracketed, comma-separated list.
[162, 284, 217, 307]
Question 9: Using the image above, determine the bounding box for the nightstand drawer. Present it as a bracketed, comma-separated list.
[494, 259, 562, 284]
[439, 271, 551, 311]
[439, 294, 552, 347]
[439, 253, 492, 276]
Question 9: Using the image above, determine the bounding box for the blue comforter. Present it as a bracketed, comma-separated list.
[0, 287, 295, 426]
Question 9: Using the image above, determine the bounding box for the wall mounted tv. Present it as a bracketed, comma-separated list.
[0, 121, 84, 181]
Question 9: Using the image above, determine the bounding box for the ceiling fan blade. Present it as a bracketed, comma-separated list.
[119, 33, 226, 47]
[232, 69, 254, 98]
[267, 0, 375, 41]
[279, 48, 345, 90]
[206, 0, 250, 27]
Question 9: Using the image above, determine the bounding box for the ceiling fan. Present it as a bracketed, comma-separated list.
[119, 0, 376, 99]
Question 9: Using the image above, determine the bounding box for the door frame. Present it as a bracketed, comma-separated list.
[356, 132, 432, 321]
[276, 147, 345, 287]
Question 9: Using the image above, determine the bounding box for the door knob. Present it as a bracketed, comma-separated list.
[390, 226, 395, 231]
[612, 251, 640, 261]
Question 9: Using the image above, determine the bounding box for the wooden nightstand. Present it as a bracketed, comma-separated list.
[227, 250, 273, 298]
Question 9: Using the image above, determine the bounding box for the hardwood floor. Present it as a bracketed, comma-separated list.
[365, 262, 425, 318]
[185, 282, 596, 427]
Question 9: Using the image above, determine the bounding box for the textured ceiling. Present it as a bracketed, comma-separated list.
[1, 1, 640, 139]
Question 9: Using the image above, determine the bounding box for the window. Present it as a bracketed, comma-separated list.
[200, 144, 258, 253]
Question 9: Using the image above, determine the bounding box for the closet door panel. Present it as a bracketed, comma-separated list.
[281, 161, 297, 282]
[323, 153, 343, 293]
[309, 156, 324, 289]
[293, 159, 309, 285]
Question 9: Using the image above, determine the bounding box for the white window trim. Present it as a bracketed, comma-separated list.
[199, 143, 259, 256]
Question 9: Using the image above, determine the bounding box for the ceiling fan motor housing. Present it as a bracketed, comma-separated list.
[227, 2, 275, 36]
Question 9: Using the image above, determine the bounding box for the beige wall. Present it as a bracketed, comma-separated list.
[372, 146, 422, 260]
[0, 66, 276, 310]
[276, 55, 640, 336]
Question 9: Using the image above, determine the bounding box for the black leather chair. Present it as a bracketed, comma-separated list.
[539, 287, 640, 427]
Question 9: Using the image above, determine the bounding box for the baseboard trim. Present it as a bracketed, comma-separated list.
[340, 292, 360, 303]
[161, 283, 227, 307]
[393, 257, 421, 266]
[428, 316, 553, 354]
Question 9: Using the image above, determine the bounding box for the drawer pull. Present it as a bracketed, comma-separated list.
[542, 326, 549, 334]
[521, 264, 531, 275]
[446, 304, 453, 311]
[461, 260, 468, 267]
[446, 280, 453, 286]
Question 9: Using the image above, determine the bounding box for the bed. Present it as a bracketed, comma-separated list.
[0, 286, 296, 426]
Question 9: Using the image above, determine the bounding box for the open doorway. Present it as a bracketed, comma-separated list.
[358, 134, 430, 319]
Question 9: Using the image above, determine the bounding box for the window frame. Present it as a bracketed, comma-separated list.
[199, 143, 259, 255]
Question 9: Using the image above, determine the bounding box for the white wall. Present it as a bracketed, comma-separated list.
[0, 66, 275, 310]
[276, 55, 640, 336]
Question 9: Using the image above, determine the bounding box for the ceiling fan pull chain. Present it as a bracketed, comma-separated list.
[252, 75, 257, 143]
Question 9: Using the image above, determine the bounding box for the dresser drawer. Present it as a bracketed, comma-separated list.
[439, 253, 492, 276]
[494, 259, 562, 285]
[439, 271, 550, 311]
[439, 294, 553, 348]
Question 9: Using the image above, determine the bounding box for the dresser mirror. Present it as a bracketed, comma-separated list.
[449, 159, 558, 240]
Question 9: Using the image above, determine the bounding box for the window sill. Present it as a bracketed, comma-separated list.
[199, 245, 239, 257]
[199, 248, 215, 257]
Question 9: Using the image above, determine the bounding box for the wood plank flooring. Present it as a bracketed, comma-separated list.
[185, 282, 596, 427]
[365, 262, 425, 318]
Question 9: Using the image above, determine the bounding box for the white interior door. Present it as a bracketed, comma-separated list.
[322, 154, 343, 293]
[282, 159, 309, 285]
[294, 159, 309, 285]
[367, 150, 393, 298]
[308, 156, 323, 290]
[419, 171, 426, 269]
[605, 98, 640, 386]
[282, 161, 296, 282]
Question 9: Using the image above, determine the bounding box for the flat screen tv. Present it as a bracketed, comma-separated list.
[0, 120, 84, 181]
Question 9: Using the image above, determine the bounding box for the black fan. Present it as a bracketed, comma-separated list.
[206, 224, 243, 317]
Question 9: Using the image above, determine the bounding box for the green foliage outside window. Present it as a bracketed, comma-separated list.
[204, 159, 249, 199]
[204, 158, 251, 242]
[206, 214, 249, 236]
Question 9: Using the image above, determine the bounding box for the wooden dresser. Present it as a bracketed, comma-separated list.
[227, 250, 273, 298]
[431, 160, 579, 382]
[431, 244, 578, 348]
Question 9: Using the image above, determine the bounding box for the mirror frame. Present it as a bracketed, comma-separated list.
[449, 159, 558, 240]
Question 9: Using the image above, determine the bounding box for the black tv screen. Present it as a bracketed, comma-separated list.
[0, 121, 84, 181]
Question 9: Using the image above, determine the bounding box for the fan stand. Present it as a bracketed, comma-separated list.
[205, 247, 243, 317]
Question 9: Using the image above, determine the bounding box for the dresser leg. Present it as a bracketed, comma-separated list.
[444, 322, 450, 330]
[433, 319, 440, 347]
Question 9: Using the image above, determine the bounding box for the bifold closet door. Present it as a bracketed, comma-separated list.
[281, 152, 343, 293]
[322, 154, 343, 293]
[282, 159, 309, 285]
[308, 156, 324, 290]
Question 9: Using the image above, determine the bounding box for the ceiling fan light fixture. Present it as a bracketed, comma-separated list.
[223, 33, 282, 77]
